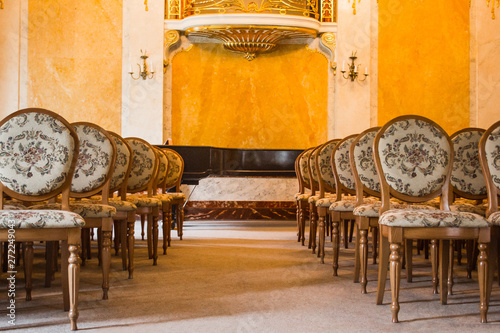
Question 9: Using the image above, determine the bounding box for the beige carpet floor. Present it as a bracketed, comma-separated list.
[0, 220, 499, 332]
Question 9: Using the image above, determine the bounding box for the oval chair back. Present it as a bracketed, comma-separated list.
[0, 108, 79, 205]
[107, 131, 133, 199]
[479, 120, 500, 217]
[316, 139, 340, 197]
[125, 138, 159, 195]
[350, 127, 381, 204]
[299, 147, 314, 191]
[373, 116, 452, 212]
[154, 147, 169, 193]
[308, 145, 323, 195]
[161, 148, 184, 193]
[331, 134, 358, 200]
[450, 128, 487, 201]
[70, 122, 116, 201]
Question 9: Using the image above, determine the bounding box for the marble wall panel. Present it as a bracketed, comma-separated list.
[170, 44, 328, 149]
[378, 0, 470, 134]
[27, 0, 122, 132]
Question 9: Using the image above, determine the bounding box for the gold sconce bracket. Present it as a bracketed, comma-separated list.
[164, 30, 181, 71]
[129, 50, 155, 80]
[340, 51, 368, 82]
[319, 32, 337, 75]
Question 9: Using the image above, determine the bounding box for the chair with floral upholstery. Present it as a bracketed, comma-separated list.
[0, 108, 83, 330]
[32, 121, 117, 300]
[158, 148, 186, 243]
[307, 145, 323, 254]
[374, 115, 491, 323]
[329, 134, 364, 276]
[125, 138, 162, 265]
[479, 120, 500, 291]
[314, 139, 340, 263]
[294, 150, 306, 243]
[295, 147, 314, 246]
[351, 127, 436, 294]
[448, 128, 488, 289]
[136, 147, 172, 254]
[88, 131, 138, 279]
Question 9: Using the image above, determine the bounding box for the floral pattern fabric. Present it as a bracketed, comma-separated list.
[329, 197, 376, 212]
[309, 148, 320, 183]
[0, 210, 85, 229]
[484, 125, 500, 192]
[353, 130, 380, 193]
[353, 202, 436, 218]
[126, 195, 162, 207]
[71, 125, 114, 193]
[84, 198, 137, 212]
[334, 138, 356, 191]
[451, 130, 486, 196]
[156, 149, 169, 185]
[379, 209, 489, 228]
[377, 118, 451, 197]
[295, 193, 311, 201]
[450, 203, 486, 216]
[299, 150, 312, 188]
[488, 211, 500, 226]
[109, 134, 131, 190]
[318, 141, 337, 190]
[126, 139, 156, 192]
[316, 196, 338, 207]
[0, 112, 76, 196]
[163, 149, 183, 189]
[29, 202, 116, 218]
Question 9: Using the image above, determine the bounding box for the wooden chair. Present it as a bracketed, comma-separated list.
[374, 115, 491, 323]
[295, 147, 314, 246]
[0, 108, 83, 330]
[479, 120, 500, 291]
[448, 128, 487, 288]
[33, 122, 118, 300]
[125, 138, 162, 265]
[351, 127, 435, 293]
[307, 145, 323, 254]
[159, 148, 186, 243]
[314, 139, 340, 263]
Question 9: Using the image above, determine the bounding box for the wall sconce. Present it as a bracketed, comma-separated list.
[341, 51, 368, 82]
[129, 50, 155, 80]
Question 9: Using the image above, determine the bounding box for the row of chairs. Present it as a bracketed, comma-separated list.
[294, 115, 500, 323]
[0, 108, 186, 330]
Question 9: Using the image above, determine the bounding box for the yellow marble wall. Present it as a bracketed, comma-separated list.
[171, 44, 328, 149]
[378, 0, 469, 134]
[27, 0, 122, 132]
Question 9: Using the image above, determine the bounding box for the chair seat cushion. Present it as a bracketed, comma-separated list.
[308, 193, 334, 204]
[488, 211, 500, 226]
[353, 202, 436, 218]
[295, 193, 311, 201]
[163, 192, 186, 200]
[29, 203, 116, 218]
[379, 209, 489, 228]
[152, 194, 174, 203]
[329, 197, 375, 212]
[126, 195, 162, 207]
[3, 200, 26, 210]
[0, 210, 85, 229]
[84, 198, 137, 212]
[450, 204, 486, 216]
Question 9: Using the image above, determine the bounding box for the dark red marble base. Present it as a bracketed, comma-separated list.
[185, 201, 296, 220]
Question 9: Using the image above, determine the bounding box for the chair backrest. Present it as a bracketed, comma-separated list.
[70, 122, 116, 200]
[154, 147, 169, 193]
[450, 128, 487, 200]
[374, 116, 452, 213]
[108, 131, 133, 198]
[161, 148, 184, 192]
[295, 149, 307, 194]
[0, 108, 79, 208]
[479, 120, 500, 217]
[316, 139, 340, 197]
[125, 138, 158, 194]
[331, 134, 358, 199]
[350, 127, 381, 204]
[298, 148, 313, 191]
[308, 145, 323, 195]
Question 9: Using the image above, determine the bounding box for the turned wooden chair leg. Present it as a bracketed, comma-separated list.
[97, 228, 102, 267]
[296, 203, 301, 242]
[332, 221, 340, 276]
[318, 210, 326, 263]
[448, 240, 454, 296]
[127, 219, 135, 279]
[439, 240, 450, 304]
[141, 214, 146, 241]
[360, 228, 369, 294]
[372, 226, 378, 265]
[349, 219, 355, 243]
[113, 221, 120, 256]
[147, 215, 153, 259]
[152, 212, 159, 266]
[101, 220, 113, 300]
[431, 239, 439, 295]
[343, 220, 349, 249]
[478, 242, 489, 323]
[389, 242, 402, 323]
[376, 233, 390, 305]
[23, 242, 34, 301]
[120, 220, 128, 271]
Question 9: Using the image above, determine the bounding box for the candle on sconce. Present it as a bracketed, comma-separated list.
[129, 64, 133, 73]
[140, 63, 144, 72]
[150, 60, 154, 73]
[342, 60, 345, 71]
[365, 67, 368, 75]
[354, 65, 358, 73]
